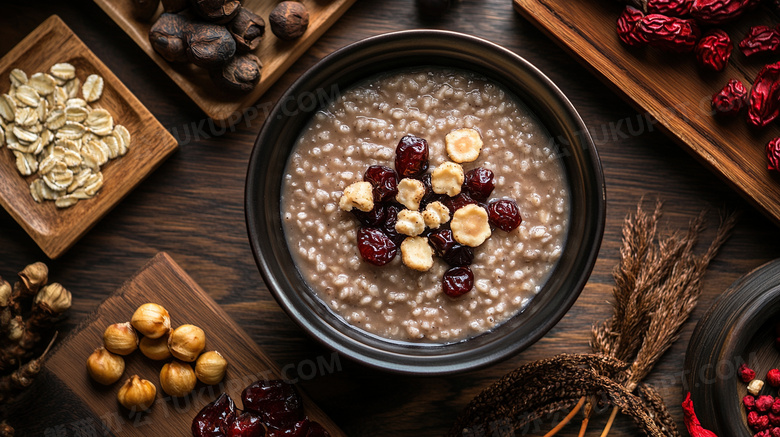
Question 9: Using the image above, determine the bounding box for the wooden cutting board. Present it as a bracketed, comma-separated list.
[92, 0, 356, 124]
[513, 0, 780, 226]
[43, 252, 345, 436]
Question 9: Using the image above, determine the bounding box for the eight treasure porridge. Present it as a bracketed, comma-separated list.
[281, 68, 570, 342]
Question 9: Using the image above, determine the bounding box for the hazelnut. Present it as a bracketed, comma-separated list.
[195, 351, 228, 385]
[160, 361, 197, 397]
[86, 347, 125, 385]
[131, 303, 171, 339]
[227, 7, 265, 52]
[103, 322, 139, 356]
[117, 375, 156, 411]
[210, 54, 262, 93]
[184, 22, 237, 68]
[149, 13, 191, 63]
[269, 1, 309, 41]
[139, 331, 172, 360]
[168, 324, 206, 362]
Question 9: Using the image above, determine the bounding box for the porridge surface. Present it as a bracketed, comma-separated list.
[281, 68, 570, 343]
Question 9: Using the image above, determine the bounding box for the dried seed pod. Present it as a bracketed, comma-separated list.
[149, 13, 190, 63]
[18, 262, 48, 295]
[191, 0, 241, 24]
[227, 7, 265, 52]
[161, 0, 188, 12]
[209, 54, 262, 93]
[131, 0, 161, 21]
[270, 1, 309, 41]
[184, 22, 237, 68]
[33, 283, 72, 314]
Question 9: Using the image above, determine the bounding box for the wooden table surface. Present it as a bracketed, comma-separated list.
[3, 1, 779, 436]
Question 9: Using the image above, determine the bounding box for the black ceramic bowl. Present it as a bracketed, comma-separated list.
[245, 30, 605, 375]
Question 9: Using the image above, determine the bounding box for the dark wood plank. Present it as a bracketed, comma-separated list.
[1, 1, 779, 436]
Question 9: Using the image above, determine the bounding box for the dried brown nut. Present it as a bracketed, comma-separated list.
[168, 324, 206, 362]
[209, 54, 262, 93]
[195, 350, 228, 385]
[191, 0, 241, 24]
[269, 1, 309, 41]
[149, 13, 191, 63]
[227, 7, 266, 52]
[131, 303, 171, 339]
[86, 347, 125, 385]
[117, 375, 156, 411]
[139, 331, 172, 360]
[131, 0, 161, 21]
[103, 322, 139, 356]
[184, 22, 237, 68]
[161, 0, 188, 12]
[159, 360, 197, 397]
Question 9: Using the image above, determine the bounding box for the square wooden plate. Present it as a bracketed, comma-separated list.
[513, 0, 780, 226]
[0, 15, 178, 259]
[92, 0, 356, 124]
[43, 252, 345, 436]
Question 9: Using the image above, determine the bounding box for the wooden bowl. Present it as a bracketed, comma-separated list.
[684, 259, 780, 436]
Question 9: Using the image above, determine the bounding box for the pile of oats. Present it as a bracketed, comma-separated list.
[0, 63, 131, 208]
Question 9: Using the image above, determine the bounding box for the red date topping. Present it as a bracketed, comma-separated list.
[739, 26, 780, 57]
[637, 14, 700, 52]
[192, 393, 236, 437]
[648, 0, 693, 16]
[228, 411, 265, 437]
[352, 204, 387, 227]
[767, 137, 780, 171]
[428, 229, 456, 257]
[364, 165, 398, 202]
[690, 0, 750, 25]
[695, 30, 732, 71]
[241, 379, 304, 430]
[711, 79, 747, 116]
[395, 134, 429, 177]
[749, 62, 780, 127]
[443, 193, 479, 213]
[488, 199, 523, 232]
[463, 167, 495, 202]
[357, 227, 398, 266]
[442, 266, 474, 297]
[617, 6, 646, 47]
[382, 205, 405, 246]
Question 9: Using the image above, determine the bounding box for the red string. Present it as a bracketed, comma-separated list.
[682, 392, 718, 437]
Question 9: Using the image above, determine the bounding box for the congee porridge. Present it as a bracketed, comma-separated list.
[281, 67, 569, 343]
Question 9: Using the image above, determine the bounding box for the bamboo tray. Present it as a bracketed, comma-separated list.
[42, 252, 345, 436]
[513, 0, 780, 226]
[0, 15, 178, 259]
[93, 0, 356, 124]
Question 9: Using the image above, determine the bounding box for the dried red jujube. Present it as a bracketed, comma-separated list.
[647, 0, 693, 16]
[442, 266, 474, 297]
[192, 393, 236, 437]
[767, 137, 780, 171]
[690, 0, 750, 25]
[711, 79, 747, 116]
[749, 62, 780, 127]
[636, 14, 700, 52]
[488, 199, 522, 232]
[364, 165, 398, 202]
[357, 228, 398, 266]
[617, 6, 646, 47]
[395, 135, 429, 177]
[463, 167, 495, 202]
[739, 26, 780, 57]
[695, 29, 732, 72]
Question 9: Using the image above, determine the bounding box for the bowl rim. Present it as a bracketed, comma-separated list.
[245, 29, 606, 375]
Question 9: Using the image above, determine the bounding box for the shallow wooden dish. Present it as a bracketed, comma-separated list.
[513, 0, 780, 227]
[684, 259, 780, 436]
[39, 252, 345, 436]
[0, 15, 178, 259]
[92, 0, 356, 124]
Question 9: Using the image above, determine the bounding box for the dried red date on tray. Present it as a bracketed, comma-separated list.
[712, 79, 747, 116]
[690, 0, 751, 25]
[767, 138, 780, 171]
[695, 29, 732, 71]
[749, 62, 780, 127]
[617, 6, 646, 47]
[636, 14, 700, 52]
[739, 25, 780, 57]
[647, 0, 693, 16]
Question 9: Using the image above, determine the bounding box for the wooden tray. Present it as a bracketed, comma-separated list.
[513, 0, 780, 226]
[44, 252, 345, 436]
[0, 15, 178, 259]
[93, 0, 356, 124]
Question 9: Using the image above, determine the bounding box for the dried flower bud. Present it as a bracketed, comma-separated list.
[161, 0, 187, 12]
[749, 379, 765, 396]
[87, 347, 125, 385]
[184, 22, 237, 68]
[18, 262, 48, 295]
[210, 54, 262, 93]
[7, 316, 24, 342]
[103, 322, 139, 356]
[270, 1, 310, 41]
[695, 30, 731, 72]
[131, 0, 161, 21]
[131, 303, 171, 339]
[711, 79, 747, 117]
[139, 331, 172, 360]
[228, 7, 265, 52]
[195, 350, 228, 385]
[117, 375, 156, 411]
[149, 13, 191, 63]
[767, 138, 780, 171]
[160, 360, 197, 397]
[192, 0, 241, 24]
[34, 283, 72, 314]
[0, 279, 11, 307]
[168, 324, 206, 362]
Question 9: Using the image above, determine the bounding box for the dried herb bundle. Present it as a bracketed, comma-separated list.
[449, 200, 736, 437]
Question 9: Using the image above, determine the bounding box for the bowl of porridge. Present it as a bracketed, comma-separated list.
[245, 30, 605, 374]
